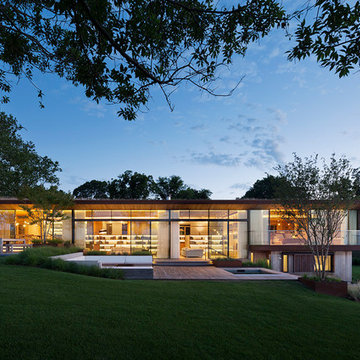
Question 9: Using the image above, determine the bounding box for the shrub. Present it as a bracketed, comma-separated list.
[242, 259, 270, 269]
[46, 239, 63, 246]
[4, 247, 123, 280]
[348, 283, 360, 301]
[31, 239, 42, 245]
[212, 257, 238, 261]
[352, 257, 360, 266]
[302, 274, 342, 282]
[131, 250, 152, 256]
[85, 250, 108, 256]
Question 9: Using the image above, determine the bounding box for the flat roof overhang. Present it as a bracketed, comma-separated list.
[0, 198, 278, 210]
[1, 197, 360, 210]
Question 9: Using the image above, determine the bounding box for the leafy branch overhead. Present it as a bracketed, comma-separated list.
[2, 1, 358, 119]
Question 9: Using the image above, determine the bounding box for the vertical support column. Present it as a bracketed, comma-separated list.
[170, 210, 180, 259]
[170, 222, 180, 259]
[227, 220, 230, 258]
[71, 210, 75, 245]
[157, 211, 170, 258]
[334, 251, 352, 282]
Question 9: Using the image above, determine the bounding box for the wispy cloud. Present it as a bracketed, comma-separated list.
[189, 109, 287, 170]
[70, 97, 107, 118]
[191, 152, 246, 167]
[230, 182, 251, 190]
[190, 123, 207, 131]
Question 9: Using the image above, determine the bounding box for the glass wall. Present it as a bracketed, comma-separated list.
[209, 221, 227, 258]
[0, 210, 15, 239]
[229, 221, 247, 258]
[0, 209, 72, 243]
[249, 210, 269, 245]
[0, 208, 248, 258]
[76, 209, 248, 258]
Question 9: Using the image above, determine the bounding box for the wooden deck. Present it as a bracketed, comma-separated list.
[153, 266, 299, 281]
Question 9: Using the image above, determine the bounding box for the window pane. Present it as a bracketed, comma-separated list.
[229, 221, 247, 258]
[15, 209, 40, 242]
[84, 221, 131, 254]
[0, 210, 15, 239]
[93, 210, 111, 218]
[209, 210, 228, 219]
[131, 210, 151, 218]
[171, 210, 189, 219]
[249, 210, 269, 245]
[180, 221, 207, 259]
[150, 210, 169, 219]
[75, 210, 92, 219]
[190, 210, 208, 219]
[229, 210, 247, 220]
[209, 221, 227, 258]
[111, 210, 131, 219]
[131, 221, 150, 253]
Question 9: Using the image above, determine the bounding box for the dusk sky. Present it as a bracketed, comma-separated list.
[2, 9, 360, 199]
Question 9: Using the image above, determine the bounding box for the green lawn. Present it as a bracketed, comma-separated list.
[1, 265, 359, 360]
[353, 266, 360, 282]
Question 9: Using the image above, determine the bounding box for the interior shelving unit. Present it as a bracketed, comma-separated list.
[85, 234, 157, 254]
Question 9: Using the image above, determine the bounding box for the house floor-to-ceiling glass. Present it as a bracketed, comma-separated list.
[74, 209, 248, 259]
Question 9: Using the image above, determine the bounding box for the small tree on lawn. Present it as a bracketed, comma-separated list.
[20, 186, 73, 244]
[275, 154, 359, 281]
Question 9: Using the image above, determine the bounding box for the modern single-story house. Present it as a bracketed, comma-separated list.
[1, 198, 359, 281]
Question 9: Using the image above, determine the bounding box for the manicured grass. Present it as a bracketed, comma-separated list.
[353, 266, 360, 282]
[1, 265, 359, 360]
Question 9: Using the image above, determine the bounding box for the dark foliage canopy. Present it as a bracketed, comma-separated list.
[73, 171, 212, 199]
[73, 180, 109, 199]
[242, 175, 289, 199]
[0, 112, 60, 196]
[1, 1, 359, 119]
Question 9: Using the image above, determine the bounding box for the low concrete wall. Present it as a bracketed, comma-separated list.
[270, 251, 282, 272]
[52, 253, 154, 279]
[51, 252, 83, 260]
[334, 251, 352, 282]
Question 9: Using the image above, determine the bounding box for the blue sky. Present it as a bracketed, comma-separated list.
[2, 9, 360, 199]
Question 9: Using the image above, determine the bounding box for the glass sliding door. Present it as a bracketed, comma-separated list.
[209, 221, 228, 258]
[229, 221, 247, 259]
[131, 221, 150, 253]
[180, 221, 208, 259]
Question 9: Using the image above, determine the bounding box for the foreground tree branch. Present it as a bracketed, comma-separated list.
[0, 1, 360, 120]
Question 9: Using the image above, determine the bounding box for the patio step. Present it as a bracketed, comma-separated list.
[154, 259, 212, 266]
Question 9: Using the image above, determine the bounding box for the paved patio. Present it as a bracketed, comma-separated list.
[154, 266, 299, 281]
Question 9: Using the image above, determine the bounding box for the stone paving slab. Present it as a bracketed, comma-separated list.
[154, 266, 299, 281]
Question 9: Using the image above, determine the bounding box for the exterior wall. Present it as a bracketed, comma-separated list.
[156, 221, 170, 258]
[252, 251, 268, 262]
[170, 221, 180, 259]
[334, 251, 352, 282]
[1, 200, 360, 264]
[270, 251, 282, 272]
